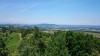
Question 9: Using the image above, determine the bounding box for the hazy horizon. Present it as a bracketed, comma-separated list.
[0, 0, 100, 25]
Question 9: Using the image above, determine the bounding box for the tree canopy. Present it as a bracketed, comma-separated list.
[0, 26, 100, 56]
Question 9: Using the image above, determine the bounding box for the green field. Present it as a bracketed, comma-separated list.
[6, 33, 20, 56]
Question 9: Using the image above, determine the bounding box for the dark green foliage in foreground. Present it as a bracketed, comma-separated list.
[65, 31, 100, 56]
[0, 35, 7, 56]
[18, 27, 70, 56]
[0, 26, 100, 56]
[18, 27, 100, 56]
[44, 31, 70, 56]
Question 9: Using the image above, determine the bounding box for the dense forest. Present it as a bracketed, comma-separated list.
[0, 26, 100, 56]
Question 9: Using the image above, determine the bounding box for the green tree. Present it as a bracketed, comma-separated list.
[45, 31, 70, 56]
[65, 31, 100, 56]
[0, 36, 7, 56]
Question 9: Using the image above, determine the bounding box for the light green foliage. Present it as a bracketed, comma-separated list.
[6, 33, 20, 56]
[45, 31, 70, 56]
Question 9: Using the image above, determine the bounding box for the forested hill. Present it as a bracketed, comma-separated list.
[0, 26, 100, 56]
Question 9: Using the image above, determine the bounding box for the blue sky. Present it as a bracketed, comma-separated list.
[0, 0, 100, 25]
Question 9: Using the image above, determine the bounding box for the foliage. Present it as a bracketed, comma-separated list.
[65, 31, 100, 56]
[0, 35, 8, 56]
[6, 33, 20, 56]
[0, 26, 100, 56]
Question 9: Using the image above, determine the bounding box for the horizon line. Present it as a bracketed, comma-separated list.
[0, 23, 100, 26]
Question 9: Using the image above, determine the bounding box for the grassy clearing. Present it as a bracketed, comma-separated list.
[6, 32, 20, 56]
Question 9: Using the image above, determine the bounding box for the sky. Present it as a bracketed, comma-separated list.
[0, 0, 100, 25]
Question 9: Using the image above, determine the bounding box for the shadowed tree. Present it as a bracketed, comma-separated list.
[0, 36, 8, 56]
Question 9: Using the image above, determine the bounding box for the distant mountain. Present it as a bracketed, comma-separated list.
[33, 24, 61, 30]
[37, 24, 57, 27]
[0, 24, 100, 32]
